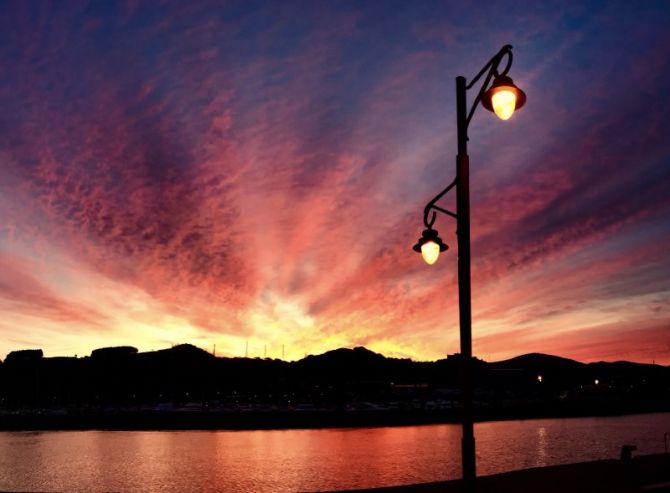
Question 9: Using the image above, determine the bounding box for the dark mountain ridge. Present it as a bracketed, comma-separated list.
[491, 352, 582, 368]
[0, 344, 667, 429]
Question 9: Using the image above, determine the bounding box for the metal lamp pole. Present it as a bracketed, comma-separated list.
[413, 45, 526, 492]
[455, 73, 476, 489]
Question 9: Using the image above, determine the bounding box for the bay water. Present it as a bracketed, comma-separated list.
[0, 412, 668, 492]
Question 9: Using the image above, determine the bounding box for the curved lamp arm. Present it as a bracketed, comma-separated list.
[423, 177, 458, 228]
[464, 45, 513, 132]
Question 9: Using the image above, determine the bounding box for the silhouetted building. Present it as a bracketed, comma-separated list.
[6, 349, 43, 364]
[91, 346, 138, 360]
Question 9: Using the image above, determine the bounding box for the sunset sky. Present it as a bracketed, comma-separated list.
[1, 1, 669, 364]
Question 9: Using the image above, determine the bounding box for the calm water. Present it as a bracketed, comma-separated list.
[0, 413, 668, 492]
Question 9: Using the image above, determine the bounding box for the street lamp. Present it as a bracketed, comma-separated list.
[412, 228, 448, 265]
[413, 45, 526, 492]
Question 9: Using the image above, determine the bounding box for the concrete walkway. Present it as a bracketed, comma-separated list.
[316, 454, 670, 493]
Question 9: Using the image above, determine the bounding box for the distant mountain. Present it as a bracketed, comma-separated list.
[0, 344, 668, 423]
[489, 352, 668, 376]
[490, 353, 583, 373]
[493, 352, 581, 366]
[140, 343, 216, 363]
[302, 346, 387, 363]
[294, 346, 424, 384]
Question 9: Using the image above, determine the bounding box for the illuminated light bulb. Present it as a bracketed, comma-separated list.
[421, 240, 440, 265]
[482, 75, 526, 119]
[491, 89, 516, 120]
[537, 375, 543, 383]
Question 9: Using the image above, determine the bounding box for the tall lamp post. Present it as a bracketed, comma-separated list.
[413, 45, 526, 492]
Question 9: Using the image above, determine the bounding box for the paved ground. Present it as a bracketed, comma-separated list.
[316, 454, 670, 493]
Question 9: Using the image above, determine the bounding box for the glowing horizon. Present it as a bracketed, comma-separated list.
[1, 2, 669, 365]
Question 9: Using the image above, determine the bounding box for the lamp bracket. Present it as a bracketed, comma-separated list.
[423, 176, 458, 228]
[464, 45, 514, 130]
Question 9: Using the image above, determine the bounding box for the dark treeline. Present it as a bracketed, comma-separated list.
[1, 345, 668, 429]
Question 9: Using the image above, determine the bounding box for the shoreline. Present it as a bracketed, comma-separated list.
[1, 408, 667, 432]
[313, 453, 670, 492]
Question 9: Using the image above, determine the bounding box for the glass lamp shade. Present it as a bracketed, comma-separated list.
[412, 228, 448, 265]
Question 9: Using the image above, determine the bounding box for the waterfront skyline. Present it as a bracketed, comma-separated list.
[1, 1, 669, 364]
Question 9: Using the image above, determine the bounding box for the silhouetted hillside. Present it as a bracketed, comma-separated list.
[486, 353, 668, 389]
[491, 352, 582, 371]
[0, 345, 668, 429]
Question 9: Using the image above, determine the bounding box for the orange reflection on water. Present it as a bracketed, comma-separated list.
[210, 426, 462, 492]
[1, 414, 668, 492]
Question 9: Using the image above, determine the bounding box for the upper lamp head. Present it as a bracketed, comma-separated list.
[482, 75, 526, 120]
[413, 228, 448, 265]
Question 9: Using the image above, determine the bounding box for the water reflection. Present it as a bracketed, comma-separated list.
[0, 413, 667, 492]
[537, 426, 548, 467]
